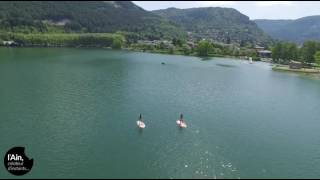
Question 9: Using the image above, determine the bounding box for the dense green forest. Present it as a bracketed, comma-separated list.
[0, 1, 186, 40]
[0, 33, 124, 48]
[272, 41, 320, 65]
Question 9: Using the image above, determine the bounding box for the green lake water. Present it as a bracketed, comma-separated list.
[0, 48, 320, 178]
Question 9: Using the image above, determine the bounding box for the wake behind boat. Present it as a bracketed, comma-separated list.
[137, 114, 146, 129]
[176, 113, 187, 128]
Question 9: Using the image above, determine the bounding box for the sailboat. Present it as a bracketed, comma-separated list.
[176, 113, 187, 128]
[137, 114, 146, 129]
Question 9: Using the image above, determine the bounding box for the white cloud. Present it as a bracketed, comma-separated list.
[133, 1, 320, 20]
[198, 1, 236, 7]
[255, 1, 294, 7]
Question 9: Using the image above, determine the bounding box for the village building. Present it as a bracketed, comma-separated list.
[2, 40, 18, 46]
[257, 50, 272, 58]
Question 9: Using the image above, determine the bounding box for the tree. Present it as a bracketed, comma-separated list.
[169, 46, 175, 54]
[287, 43, 298, 61]
[111, 36, 123, 49]
[272, 43, 282, 63]
[172, 38, 183, 47]
[214, 48, 222, 55]
[301, 41, 318, 63]
[118, 31, 139, 45]
[182, 44, 191, 55]
[250, 51, 259, 61]
[197, 40, 213, 56]
[314, 51, 320, 65]
[159, 42, 166, 49]
[271, 42, 299, 64]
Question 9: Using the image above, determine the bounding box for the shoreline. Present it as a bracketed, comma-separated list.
[272, 65, 320, 74]
[2, 46, 319, 75]
[0, 45, 248, 60]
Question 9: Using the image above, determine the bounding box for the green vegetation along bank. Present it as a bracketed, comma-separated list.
[272, 41, 320, 66]
[0, 33, 124, 49]
[126, 39, 261, 59]
[0, 32, 263, 59]
[272, 65, 320, 73]
[2, 31, 320, 75]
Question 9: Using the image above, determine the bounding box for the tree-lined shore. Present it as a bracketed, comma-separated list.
[272, 41, 320, 65]
[0, 32, 261, 59]
[0, 33, 124, 49]
[1, 31, 320, 72]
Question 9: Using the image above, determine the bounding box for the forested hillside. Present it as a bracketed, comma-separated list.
[153, 7, 273, 46]
[0, 1, 186, 40]
[255, 16, 320, 43]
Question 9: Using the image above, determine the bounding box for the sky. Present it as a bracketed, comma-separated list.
[133, 1, 320, 20]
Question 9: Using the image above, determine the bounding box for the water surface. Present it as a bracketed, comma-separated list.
[0, 48, 320, 178]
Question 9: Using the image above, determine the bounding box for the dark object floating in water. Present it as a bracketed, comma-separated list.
[161, 62, 166, 65]
[216, 63, 236, 68]
[201, 57, 212, 61]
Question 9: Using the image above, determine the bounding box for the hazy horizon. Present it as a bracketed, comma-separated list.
[133, 1, 320, 20]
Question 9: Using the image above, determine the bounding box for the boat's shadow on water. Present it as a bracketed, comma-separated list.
[136, 126, 185, 135]
[200, 57, 213, 61]
[137, 128, 144, 135]
[177, 126, 187, 133]
[216, 63, 237, 68]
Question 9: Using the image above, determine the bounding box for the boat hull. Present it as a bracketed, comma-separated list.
[176, 120, 187, 128]
[137, 121, 146, 129]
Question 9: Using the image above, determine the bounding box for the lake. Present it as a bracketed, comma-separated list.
[0, 48, 320, 178]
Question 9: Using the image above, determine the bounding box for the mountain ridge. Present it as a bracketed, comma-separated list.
[255, 15, 320, 43]
[0, 1, 276, 46]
